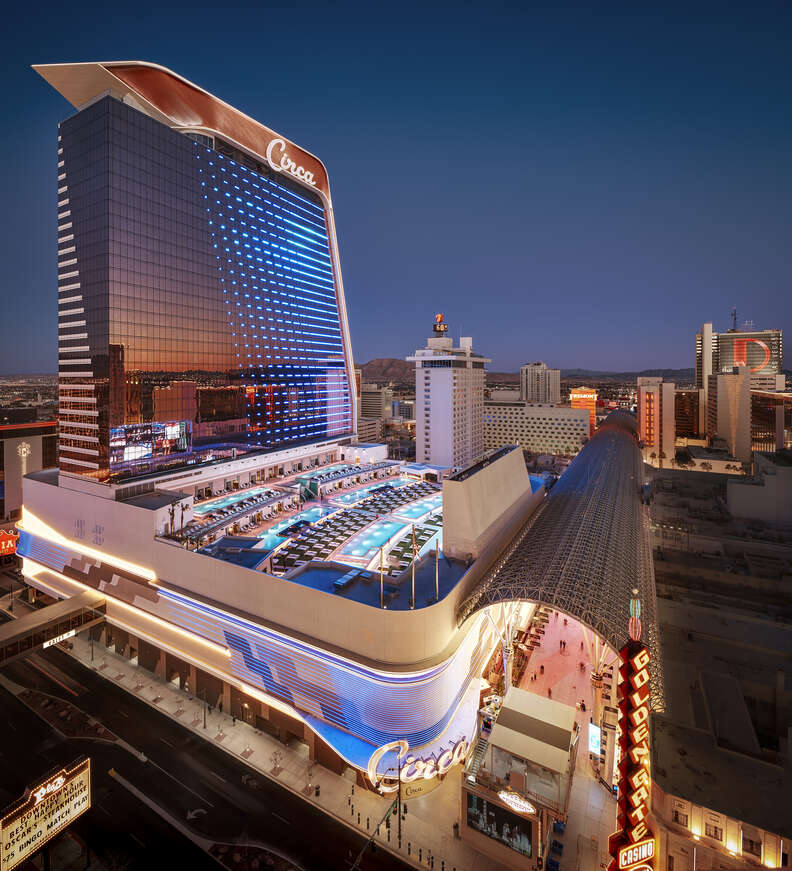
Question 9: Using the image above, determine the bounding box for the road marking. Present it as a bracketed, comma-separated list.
[130, 834, 145, 848]
[272, 812, 291, 826]
[8, 722, 16, 732]
[119, 709, 129, 718]
[159, 738, 174, 747]
[152, 765, 215, 808]
[209, 770, 226, 783]
[98, 805, 111, 817]
[27, 660, 79, 697]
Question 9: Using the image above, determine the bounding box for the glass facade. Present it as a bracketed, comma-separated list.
[58, 96, 353, 482]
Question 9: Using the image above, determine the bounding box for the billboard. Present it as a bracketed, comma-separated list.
[1, 758, 91, 871]
[466, 791, 533, 858]
[717, 331, 781, 376]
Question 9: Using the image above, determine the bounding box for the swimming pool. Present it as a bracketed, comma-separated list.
[330, 477, 412, 506]
[392, 492, 443, 521]
[194, 485, 276, 516]
[339, 519, 409, 561]
[256, 505, 337, 549]
[297, 463, 349, 480]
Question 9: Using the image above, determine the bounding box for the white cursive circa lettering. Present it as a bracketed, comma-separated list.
[265, 138, 317, 187]
[367, 738, 470, 794]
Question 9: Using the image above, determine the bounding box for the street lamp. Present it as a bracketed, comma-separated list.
[198, 687, 207, 729]
[377, 753, 407, 848]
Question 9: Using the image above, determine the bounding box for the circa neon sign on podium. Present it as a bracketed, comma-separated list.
[367, 738, 470, 793]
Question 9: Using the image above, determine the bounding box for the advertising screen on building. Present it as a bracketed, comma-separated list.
[717, 331, 782, 376]
[466, 792, 532, 857]
[0, 758, 90, 871]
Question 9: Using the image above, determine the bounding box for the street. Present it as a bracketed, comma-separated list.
[0, 630, 410, 871]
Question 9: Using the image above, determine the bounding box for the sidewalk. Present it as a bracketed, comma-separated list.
[65, 632, 502, 871]
[516, 610, 617, 871]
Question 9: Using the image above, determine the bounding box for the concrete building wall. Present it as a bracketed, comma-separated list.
[20, 472, 528, 669]
[708, 367, 751, 463]
[483, 402, 588, 455]
[442, 448, 544, 561]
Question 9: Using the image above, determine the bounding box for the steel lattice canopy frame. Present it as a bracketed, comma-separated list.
[458, 411, 664, 710]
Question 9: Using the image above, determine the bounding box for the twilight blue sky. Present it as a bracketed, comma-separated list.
[1, 1, 790, 373]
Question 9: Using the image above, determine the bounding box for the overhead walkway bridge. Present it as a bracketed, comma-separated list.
[458, 411, 663, 708]
[0, 589, 106, 667]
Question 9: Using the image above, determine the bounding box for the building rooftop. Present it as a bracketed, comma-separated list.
[124, 490, 187, 511]
[450, 446, 517, 482]
[653, 548, 792, 840]
[759, 449, 792, 467]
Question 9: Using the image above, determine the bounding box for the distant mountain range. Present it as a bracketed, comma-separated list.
[559, 367, 696, 382]
[360, 359, 701, 384]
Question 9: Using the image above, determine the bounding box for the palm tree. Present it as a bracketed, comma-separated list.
[700, 461, 712, 472]
[659, 450, 667, 469]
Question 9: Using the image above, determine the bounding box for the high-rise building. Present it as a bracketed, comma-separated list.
[519, 362, 560, 404]
[637, 378, 675, 466]
[696, 321, 783, 433]
[0, 420, 58, 522]
[38, 62, 355, 484]
[707, 367, 752, 463]
[569, 387, 597, 438]
[750, 389, 792, 453]
[359, 383, 393, 420]
[674, 388, 704, 439]
[407, 314, 489, 468]
[483, 402, 588, 456]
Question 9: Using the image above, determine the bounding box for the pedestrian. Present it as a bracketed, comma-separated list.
[580, 641, 584, 651]
[548, 687, 552, 698]
[540, 664, 544, 675]
[559, 640, 562, 650]
[563, 618, 568, 627]
[232, 715, 236, 726]
[219, 700, 223, 714]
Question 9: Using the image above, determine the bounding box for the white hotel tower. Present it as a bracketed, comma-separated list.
[407, 315, 489, 469]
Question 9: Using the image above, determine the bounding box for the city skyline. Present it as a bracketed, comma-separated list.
[1, 2, 790, 374]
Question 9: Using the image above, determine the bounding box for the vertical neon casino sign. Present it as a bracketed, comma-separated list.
[608, 589, 656, 871]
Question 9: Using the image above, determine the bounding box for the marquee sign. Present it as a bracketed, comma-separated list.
[1, 758, 91, 871]
[608, 591, 656, 871]
[0, 531, 19, 556]
[368, 738, 470, 794]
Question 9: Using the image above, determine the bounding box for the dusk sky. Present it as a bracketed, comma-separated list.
[1, 1, 790, 374]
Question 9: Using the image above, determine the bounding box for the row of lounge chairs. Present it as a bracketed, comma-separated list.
[269, 508, 373, 573]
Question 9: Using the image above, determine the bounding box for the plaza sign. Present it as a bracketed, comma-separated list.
[367, 738, 470, 794]
[1, 758, 91, 871]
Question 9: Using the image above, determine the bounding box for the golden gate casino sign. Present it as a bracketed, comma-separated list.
[608, 590, 656, 871]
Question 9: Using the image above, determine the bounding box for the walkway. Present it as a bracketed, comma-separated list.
[516, 608, 617, 871]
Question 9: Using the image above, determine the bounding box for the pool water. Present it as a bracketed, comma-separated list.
[297, 463, 350, 480]
[330, 477, 411, 505]
[339, 519, 409, 560]
[194, 485, 274, 516]
[392, 493, 443, 521]
[256, 505, 337, 549]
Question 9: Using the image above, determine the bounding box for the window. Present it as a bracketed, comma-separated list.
[671, 810, 688, 827]
[742, 836, 761, 858]
[667, 857, 674, 871]
[705, 823, 723, 841]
